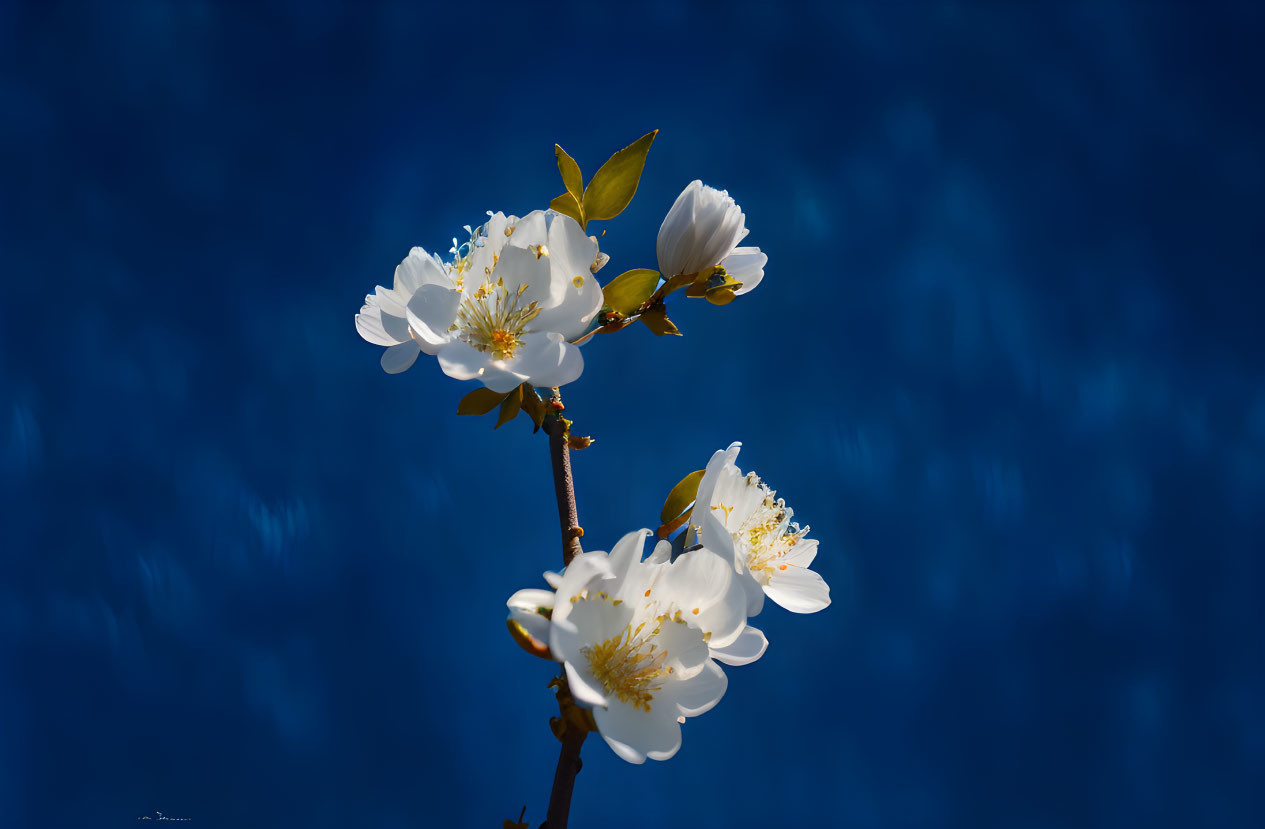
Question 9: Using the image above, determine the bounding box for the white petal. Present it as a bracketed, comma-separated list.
[406, 284, 462, 346]
[606, 529, 650, 582]
[743, 570, 766, 616]
[543, 570, 563, 589]
[549, 552, 615, 627]
[564, 660, 610, 710]
[781, 536, 818, 569]
[693, 442, 743, 521]
[710, 625, 768, 666]
[355, 301, 398, 346]
[688, 555, 748, 649]
[662, 658, 727, 717]
[656, 181, 701, 277]
[435, 341, 488, 381]
[653, 617, 709, 680]
[764, 566, 831, 613]
[507, 588, 555, 613]
[508, 333, 583, 389]
[493, 245, 553, 306]
[651, 543, 733, 613]
[697, 508, 740, 573]
[505, 210, 548, 250]
[721, 246, 766, 295]
[380, 341, 420, 374]
[593, 700, 682, 764]
[507, 607, 552, 654]
[395, 247, 451, 296]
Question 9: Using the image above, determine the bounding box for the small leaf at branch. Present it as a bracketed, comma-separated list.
[520, 384, 547, 432]
[650, 271, 697, 303]
[549, 192, 584, 227]
[495, 384, 524, 429]
[640, 304, 682, 336]
[582, 129, 658, 222]
[601, 268, 661, 315]
[660, 469, 706, 524]
[555, 144, 584, 202]
[656, 509, 693, 540]
[457, 387, 510, 416]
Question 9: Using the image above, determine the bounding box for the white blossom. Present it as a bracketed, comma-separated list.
[656, 180, 766, 294]
[355, 210, 604, 391]
[695, 442, 831, 616]
[545, 529, 749, 763]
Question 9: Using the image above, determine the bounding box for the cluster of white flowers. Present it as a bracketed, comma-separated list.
[355, 182, 764, 390]
[507, 442, 829, 764]
[354, 146, 825, 777]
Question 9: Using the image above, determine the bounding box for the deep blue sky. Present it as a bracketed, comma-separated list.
[2, 1, 1263, 827]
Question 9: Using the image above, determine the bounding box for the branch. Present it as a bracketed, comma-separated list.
[545, 413, 583, 567]
[541, 393, 587, 828]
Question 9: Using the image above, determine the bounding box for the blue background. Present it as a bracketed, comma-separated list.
[2, 1, 1262, 826]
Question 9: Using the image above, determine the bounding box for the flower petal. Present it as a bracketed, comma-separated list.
[493, 244, 554, 306]
[395, 247, 451, 295]
[709, 624, 768, 666]
[593, 700, 682, 764]
[380, 341, 420, 374]
[764, 565, 831, 613]
[435, 341, 489, 382]
[721, 246, 766, 295]
[406, 283, 462, 346]
[662, 658, 727, 717]
[355, 297, 399, 346]
[508, 333, 583, 389]
[565, 659, 610, 709]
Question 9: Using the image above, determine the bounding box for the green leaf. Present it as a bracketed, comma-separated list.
[457, 387, 510, 416]
[601, 268, 661, 315]
[554, 144, 584, 203]
[549, 192, 584, 227]
[582, 129, 658, 222]
[495, 384, 524, 429]
[520, 384, 547, 432]
[640, 304, 681, 336]
[650, 271, 697, 303]
[659, 469, 706, 524]
[656, 509, 692, 540]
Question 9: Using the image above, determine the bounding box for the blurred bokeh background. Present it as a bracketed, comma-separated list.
[2, 1, 1262, 826]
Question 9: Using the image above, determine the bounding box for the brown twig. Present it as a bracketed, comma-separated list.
[545, 413, 583, 567]
[540, 390, 588, 828]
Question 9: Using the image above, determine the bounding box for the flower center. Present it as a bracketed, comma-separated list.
[582, 618, 671, 712]
[455, 278, 540, 360]
[729, 488, 808, 582]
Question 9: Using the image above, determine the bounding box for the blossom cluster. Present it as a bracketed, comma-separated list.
[353, 134, 831, 773]
[507, 443, 830, 763]
[355, 180, 765, 392]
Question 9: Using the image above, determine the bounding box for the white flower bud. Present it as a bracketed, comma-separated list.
[655, 181, 765, 296]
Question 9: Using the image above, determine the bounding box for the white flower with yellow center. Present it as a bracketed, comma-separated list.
[656, 180, 767, 294]
[547, 529, 746, 764]
[695, 442, 831, 616]
[354, 209, 604, 391]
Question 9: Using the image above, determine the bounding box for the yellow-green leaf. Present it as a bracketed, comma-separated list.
[495, 384, 524, 429]
[555, 144, 583, 203]
[601, 268, 661, 315]
[650, 271, 697, 303]
[640, 304, 681, 336]
[520, 384, 547, 432]
[457, 387, 509, 416]
[660, 469, 706, 524]
[656, 509, 692, 540]
[549, 192, 584, 227]
[582, 129, 658, 222]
